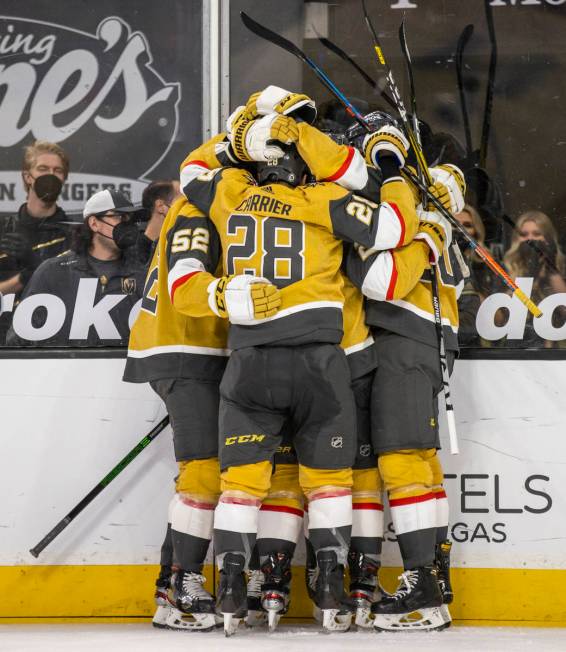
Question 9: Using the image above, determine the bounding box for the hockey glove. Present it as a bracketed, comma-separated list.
[245, 85, 317, 125]
[208, 274, 282, 323]
[229, 112, 299, 163]
[362, 125, 410, 169]
[414, 209, 452, 263]
[427, 164, 466, 214]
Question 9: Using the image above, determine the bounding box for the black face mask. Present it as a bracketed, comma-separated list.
[33, 174, 63, 203]
[455, 231, 471, 251]
[112, 220, 139, 250]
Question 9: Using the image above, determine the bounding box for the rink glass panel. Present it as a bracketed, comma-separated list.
[2, 1, 566, 350]
[229, 0, 566, 352]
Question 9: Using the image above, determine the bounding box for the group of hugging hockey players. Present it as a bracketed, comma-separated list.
[124, 85, 467, 635]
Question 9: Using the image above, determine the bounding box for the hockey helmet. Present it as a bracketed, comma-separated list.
[346, 110, 399, 152]
[256, 144, 308, 187]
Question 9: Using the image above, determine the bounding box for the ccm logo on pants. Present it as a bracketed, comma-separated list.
[225, 434, 266, 446]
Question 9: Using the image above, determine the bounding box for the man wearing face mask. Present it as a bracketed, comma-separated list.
[133, 180, 182, 265]
[6, 190, 146, 347]
[0, 141, 70, 298]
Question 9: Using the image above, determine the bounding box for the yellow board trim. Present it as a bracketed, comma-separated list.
[1, 565, 566, 626]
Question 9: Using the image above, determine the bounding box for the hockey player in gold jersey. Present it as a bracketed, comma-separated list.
[346, 111, 467, 631]
[178, 90, 420, 633]
[124, 135, 283, 631]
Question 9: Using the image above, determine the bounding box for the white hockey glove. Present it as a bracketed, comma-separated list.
[362, 125, 410, 168]
[228, 111, 299, 163]
[427, 164, 466, 214]
[208, 274, 282, 323]
[414, 209, 453, 263]
[245, 85, 317, 124]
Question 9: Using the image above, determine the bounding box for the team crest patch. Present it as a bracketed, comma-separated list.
[122, 277, 137, 294]
[331, 436, 343, 449]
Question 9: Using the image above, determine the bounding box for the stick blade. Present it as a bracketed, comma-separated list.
[240, 12, 307, 63]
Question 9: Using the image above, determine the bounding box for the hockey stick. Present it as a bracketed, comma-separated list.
[240, 10, 542, 319]
[399, 19, 458, 455]
[480, 0, 497, 169]
[316, 34, 398, 111]
[241, 12, 370, 133]
[361, 2, 540, 318]
[29, 415, 170, 558]
[455, 24, 475, 162]
[361, 0, 432, 186]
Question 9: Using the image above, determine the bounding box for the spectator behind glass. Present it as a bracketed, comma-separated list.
[0, 141, 71, 342]
[0, 141, 70, 294]
[502, 210, 566, 347]
[131, 180, 181, 265]
[6, 190, 146, 347]
[454, 204, 491, 347]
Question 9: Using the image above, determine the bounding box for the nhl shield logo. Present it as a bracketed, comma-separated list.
[331, 436, 343, 449]
[122, 277, 137, 295]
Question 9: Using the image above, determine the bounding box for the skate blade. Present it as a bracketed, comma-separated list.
[354, 606, 374, 629]
[267, 608, 282, 632]
[165, 608, 217, 632]
[152, 604, 172, 628]
[373, 606, 447, 632]
[245, 609, 267, 628]
[223, 613, 242, 637]
[322, 609, 351, 633]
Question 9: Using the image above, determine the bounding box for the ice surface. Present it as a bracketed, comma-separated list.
[1, 623, 565, 652]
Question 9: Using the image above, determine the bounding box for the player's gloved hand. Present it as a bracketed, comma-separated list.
[229, 112, 299, 162]
[427, 164, 466, 214]
[414, 209, 453, 263]
[362, 125, 410, 168]
[0, 232, 33, 265]
[208, 274, 282, 323]
[245, 86, 317, 125]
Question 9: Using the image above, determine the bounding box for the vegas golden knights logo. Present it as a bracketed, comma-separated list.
[122, 277, 137, 295]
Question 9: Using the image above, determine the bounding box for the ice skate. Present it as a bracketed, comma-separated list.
[216, 553, 247, 636]
[312, 550, 353, 633]
[245, 569, 266, 628]
[260, 551, 292, 632]
[166, 570, 218, 631]
[152, 570, 172, 629]
[348, 551, 380, 629]
[372, 566, 446, 632]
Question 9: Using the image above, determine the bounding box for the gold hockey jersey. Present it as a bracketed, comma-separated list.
[347, 238, 464, 351]
[123, 197, 229, 383]
[178, 126, 418, 350]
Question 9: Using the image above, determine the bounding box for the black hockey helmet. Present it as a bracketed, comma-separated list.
[346, 110, 399, 152]
[256, 144, 308, 187]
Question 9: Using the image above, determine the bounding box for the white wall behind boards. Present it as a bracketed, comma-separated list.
[0, 358, 565, 569]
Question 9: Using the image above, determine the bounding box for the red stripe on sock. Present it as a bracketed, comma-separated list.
[220, 496, 261, 507]
[353, 502, 384, 511]
[323, 146, 355, 181]
[170, 271, 201, 301]
[434, 490, 447, 500]
[260, 504, 304, 518]
[389, 492, 436, 508]
[179, 497, 216, 510]
[309, 489, 351, 502]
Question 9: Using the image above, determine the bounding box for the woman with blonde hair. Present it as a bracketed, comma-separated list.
[503, 210, 566, 347]
[454, 204, 493, 346]
[504, 211, 566, 288]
